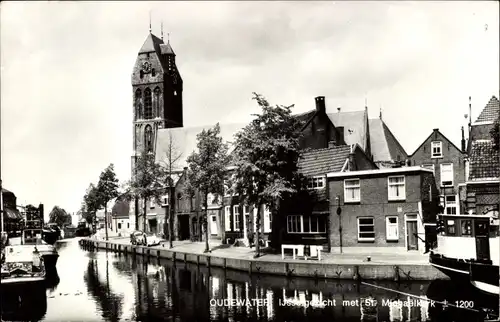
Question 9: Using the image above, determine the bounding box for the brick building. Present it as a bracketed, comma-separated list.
[463, 96, 500, 217]
[327, 167, 440, 253]
[409, 128, 467, 215]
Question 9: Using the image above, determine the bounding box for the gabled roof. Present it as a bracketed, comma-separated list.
[155, 123, 247, 170]
[468, 139, 499, 181]
[408, 128, 464, 157]
[327, 110, 367, 151]
[111, 199, 130, 219]
[139, 33, 164, 54]
[298, 145, 351, 177]
[475, 96, 500, 123]
[369, 118, 408, 162]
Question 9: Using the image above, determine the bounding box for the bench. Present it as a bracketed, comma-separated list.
[281, 244, 304, 260]
[281, 244, 322, 260]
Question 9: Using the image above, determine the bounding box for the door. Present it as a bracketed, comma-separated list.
[178, 215, 190, 240]
[474, 220, 490, 261]
[210, 215, 218, 235]
[406, 221, 418, 250]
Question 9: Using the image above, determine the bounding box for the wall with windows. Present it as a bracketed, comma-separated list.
[409, 129, 466, 214]
[328, 172, 426, 248]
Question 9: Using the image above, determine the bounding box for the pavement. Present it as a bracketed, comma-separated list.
[93, 236, 431, 266]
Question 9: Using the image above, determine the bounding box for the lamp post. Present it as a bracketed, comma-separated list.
[336, 195, 342, 254]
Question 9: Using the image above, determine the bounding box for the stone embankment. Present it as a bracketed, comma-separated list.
[79, 238, 448, 281]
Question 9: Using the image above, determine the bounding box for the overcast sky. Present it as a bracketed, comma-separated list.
[1, 1, 499, 215]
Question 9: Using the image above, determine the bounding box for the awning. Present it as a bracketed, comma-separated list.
[3, 208, 23, 220]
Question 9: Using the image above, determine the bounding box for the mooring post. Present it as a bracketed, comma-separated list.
[394, 265, 400, 283]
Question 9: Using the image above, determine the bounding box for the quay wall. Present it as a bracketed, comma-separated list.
[79, 239, 448, 281]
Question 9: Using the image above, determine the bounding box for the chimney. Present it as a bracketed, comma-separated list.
[337, 126, 345, 144]
[328, 141, 336, 148]
[337, 107, 341, 113]
[315, 96, 326, 114]
[461, 126, 466, 152]
[348, 147, 356, 171]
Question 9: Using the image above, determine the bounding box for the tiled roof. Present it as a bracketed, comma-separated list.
[369, 118, 408, 162]
[328, 110, 367, 151]
[155, 123, 247, 170]
[469, 140, 500, 180]
[111, 199, 130, 219]
[297, 145, 351, 177]
[475, 96, 500, 123]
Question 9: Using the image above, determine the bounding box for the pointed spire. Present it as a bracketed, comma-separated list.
[468, 96, 472, 129]
[161, 21, 164, 40]
[379, 105, 382, 120]
[149, 11, 152, 33]
[167, 32, 170, 43]
[364, 97, 368, 111]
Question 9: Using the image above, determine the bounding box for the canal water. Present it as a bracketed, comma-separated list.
[1, 238, 498, 322]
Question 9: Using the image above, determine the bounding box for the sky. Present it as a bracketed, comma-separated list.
[1, 1, 499, 216]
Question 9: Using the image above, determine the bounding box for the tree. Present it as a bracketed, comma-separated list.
[491, 115, 499, 151]
[186, 123, 230, 253]
[158, 132, 183, 249]
[97, 164, 119, 241]
[127, 153, 164, 232]
[231, 93, 305, 258]
[48, 206, 70, 228]
[83, 183, 101, 229]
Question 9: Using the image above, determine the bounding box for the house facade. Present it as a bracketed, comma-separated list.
[327, 167, 439, 253]
[276, 144, 378, 251]
[409, 128, 467, 216]
[463, 96, 500, 218]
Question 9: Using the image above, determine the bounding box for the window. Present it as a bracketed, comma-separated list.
[224, 206, 231, 231]
[421, 164, 435, 176]
[233, 206, 240, 231]
[461, 220, 472, 236]
[207, 193, 214, 206]
[151, 68, 156, 77]
[287, 215, 301, 233]
[135, 89, 142, 120]
[357, 217, 375, 241]
[388, 176, 406, 200]
[445, 195, 457, 215]
[307, 176, 325, 189]
[263, 206, 271, 233]
[440, 163, 454, 186]
[385, 217, 398, 241]
[344, 179, 360, 202]
[118, 223, 122, 229]
[431, 141, 442, 158]
[163, 194, 169, 206]
[286, 215, 326, 233]
[144, 125, 153, 153]
[144, 88, 153, 119]
[243, 205, 250, 215]
[446, 219, 456, 235]
[154, 87, 161, 118]
[127, 223, 130, 229]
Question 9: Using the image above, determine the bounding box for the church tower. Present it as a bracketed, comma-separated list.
[131, 29, 183, 166]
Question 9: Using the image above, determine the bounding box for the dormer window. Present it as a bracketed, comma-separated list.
[307, 176, 325, 189]
[431, 141, 442, 158]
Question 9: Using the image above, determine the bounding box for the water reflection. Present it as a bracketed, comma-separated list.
[4, 239, 496, 322]
[1, 281, 47, 321]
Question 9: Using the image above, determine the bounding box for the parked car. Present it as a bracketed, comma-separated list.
[130, 231, 146, 245]
[130, 231, 163, 247]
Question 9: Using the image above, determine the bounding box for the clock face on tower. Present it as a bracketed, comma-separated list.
[142, 61, 152, 73]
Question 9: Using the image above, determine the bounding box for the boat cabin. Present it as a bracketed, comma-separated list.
[436, 214, 499, 265]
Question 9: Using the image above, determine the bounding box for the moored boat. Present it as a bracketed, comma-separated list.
[429, 214, 499, 295]
[8, 228, 59, 274]
[1, 244, 46, 286]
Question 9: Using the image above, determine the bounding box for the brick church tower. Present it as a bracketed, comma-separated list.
[131, 29, 183, 173]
